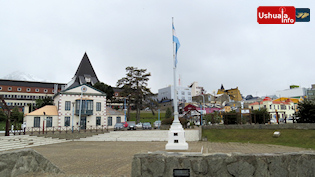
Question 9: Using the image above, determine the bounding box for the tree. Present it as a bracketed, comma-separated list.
[93, 82, 114, 101]
[117, 66, 152, 123]
[35, 96, 53, 109]
[142, 94, 159, 115]
[251, 108, 270, 124]
[295, 99, 315, 123]
[165, 107, 172, 118]
[10, 107, 24, 129]
[0, 109, 6, 122]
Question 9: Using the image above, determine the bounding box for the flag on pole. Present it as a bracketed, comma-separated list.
[172, 23, 180, 67]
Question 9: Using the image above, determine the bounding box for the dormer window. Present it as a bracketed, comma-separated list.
[84, 75, 91, 83]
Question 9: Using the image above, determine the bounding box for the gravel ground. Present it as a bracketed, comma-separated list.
[23, 141, 313, 177]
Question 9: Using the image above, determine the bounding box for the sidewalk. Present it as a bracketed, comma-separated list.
[28, 141, 313, 177]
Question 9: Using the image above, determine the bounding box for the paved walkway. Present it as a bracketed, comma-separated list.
[2, 133, 314, 176]
[24, 141, 314, 177]
[0, 135, 67, 152]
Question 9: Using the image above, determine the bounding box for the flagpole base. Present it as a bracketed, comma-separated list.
[165, 122, 189, 150]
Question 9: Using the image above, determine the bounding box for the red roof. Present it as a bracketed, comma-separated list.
[263, 97, 272, 101]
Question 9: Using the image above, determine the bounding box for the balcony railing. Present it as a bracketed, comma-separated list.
[75, 110, 93, 115]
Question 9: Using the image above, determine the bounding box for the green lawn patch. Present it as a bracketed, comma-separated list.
[128, 112, 166, 124]
[203, 129, 315, 150]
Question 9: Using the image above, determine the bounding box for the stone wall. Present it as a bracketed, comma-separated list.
[0, 148, 63, 177]
[132, 152, 315, 177]
[203, 123, 315, 130]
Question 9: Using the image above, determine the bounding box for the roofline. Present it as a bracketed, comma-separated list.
[54, 84, 106, 98]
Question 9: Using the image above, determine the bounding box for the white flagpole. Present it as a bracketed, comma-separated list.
[166, 17, 188, 150]
[172, 17, 180, 124]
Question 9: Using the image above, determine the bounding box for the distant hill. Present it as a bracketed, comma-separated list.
[2, 71, 49, 82]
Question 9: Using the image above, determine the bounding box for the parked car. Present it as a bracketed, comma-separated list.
[127, 122, 137, 130]
[114, 123, 124, 131]
[142, 122, 152, 130]
[153, 120, 161, 129]
[122, 122, 128, 128]
[136, 122, 143, 128]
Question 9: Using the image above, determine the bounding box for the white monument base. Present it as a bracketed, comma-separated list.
[165, 122, 188, 150]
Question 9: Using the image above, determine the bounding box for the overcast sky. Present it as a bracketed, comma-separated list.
[1, 1, 314, 97]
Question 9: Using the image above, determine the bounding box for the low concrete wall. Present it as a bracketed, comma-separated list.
[132, 152, 315, 177]
[0, 148, 63, 177]
[203, 123, 315, 130]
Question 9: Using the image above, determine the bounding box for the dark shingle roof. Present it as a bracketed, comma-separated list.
[67, 53, 100, 89]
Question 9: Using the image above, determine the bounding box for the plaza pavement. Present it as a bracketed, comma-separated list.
[1, 133, 314, 177]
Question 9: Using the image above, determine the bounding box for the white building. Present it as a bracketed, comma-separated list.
[188, 82, 205, 97]
[158, 85, 192, 103]
[24, 53, 124, 130]
[276, 87, 307, 98]
[24, 84, 108, 129]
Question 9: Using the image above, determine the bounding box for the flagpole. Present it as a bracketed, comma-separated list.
[166, 17, 188, 150]
[172, 17, 180, 124]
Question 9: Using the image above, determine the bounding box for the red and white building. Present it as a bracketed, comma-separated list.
[249, 97, 295, 120]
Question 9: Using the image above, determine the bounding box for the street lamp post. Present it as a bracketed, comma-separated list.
[200, 94, 205, 126]
[72, 102, 75, 133]
[42, 112, 46, 134]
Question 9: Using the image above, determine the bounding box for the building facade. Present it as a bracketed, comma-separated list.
[0, 79, 65, 108]
[158, 85, 192, 103]
[217, 84, 242, 102]
[188, 82, 205, 97]
[249, 97, 295, 120]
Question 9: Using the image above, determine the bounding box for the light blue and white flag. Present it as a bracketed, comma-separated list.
[172, 24, 180, 67]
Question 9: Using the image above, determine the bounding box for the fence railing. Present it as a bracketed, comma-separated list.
[8, 125, 108, 135]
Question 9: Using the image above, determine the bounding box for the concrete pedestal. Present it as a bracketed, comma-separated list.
[165, 121, 188, 150]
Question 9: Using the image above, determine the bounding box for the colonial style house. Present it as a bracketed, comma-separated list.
[23, 53, 124, 130]
[249, 97, 295, 120]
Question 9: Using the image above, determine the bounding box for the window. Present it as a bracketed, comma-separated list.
[8, 87, 12, 91]
[17, 95, 21, 99]
[44, 89, 48, 93]
[35, 88, 39, 92]
[7, 95, 11, 98]
[65, 117, 70, 127]
[270, 105, 272, 109]
[116, 117, 121, 123]
[75, 100, 93, 115]
[27, 88, 31, 92]
[96, 102, 101, 111]
[264, 105, 266, 108]
[108, 117, 112, 126]
[0, 87, 2, 90]
[46, 117, 52, 127]
[65, 101, 71, 111]
[181, 91, 185, 95]
[96, 117, 101, 126]
[115, 93, 119, 96]
[188, 92, 191, 95]
[281, 105, 286, 110]
[34, 117, 40, 127]
[35, 96, 39, 99]
[17, 88, 21, 91]
[26, 95, 30, 99]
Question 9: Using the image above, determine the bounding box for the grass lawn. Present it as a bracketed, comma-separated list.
[129, 112, 166, 124]
[203, 129, 315, 150]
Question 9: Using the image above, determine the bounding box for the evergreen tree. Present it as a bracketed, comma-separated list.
[165, 107, 172, 118]
[296, 99, 315, 123]
[35, 96, 53, 109]
[117, 66, 152, 123]
[93, 82, 114, 100]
